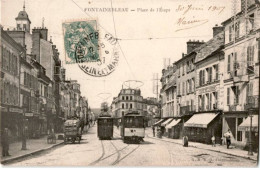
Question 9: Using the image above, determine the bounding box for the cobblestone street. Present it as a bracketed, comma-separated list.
[6, 126, 257, 167]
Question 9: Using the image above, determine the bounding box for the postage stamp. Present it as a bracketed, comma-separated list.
[62, 19, 120, 77]
[62, 20, 100, 64]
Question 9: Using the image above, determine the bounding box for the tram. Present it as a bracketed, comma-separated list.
[121, 111, 145, 143]
[97, 115, 114, 140]
[97, 102, 114, 140]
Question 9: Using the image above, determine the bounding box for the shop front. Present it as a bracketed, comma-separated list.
[184, 113, 222, 144]
[1, 106, 23, 142]
[161, 118, 173, 136]
[166, 119, 181, 139]
[238, 115, 259, 152]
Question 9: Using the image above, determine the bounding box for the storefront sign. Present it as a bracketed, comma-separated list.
[1, 106, 8, 112]
[25, 113, 34, 117]
[9, 107, 23, 113]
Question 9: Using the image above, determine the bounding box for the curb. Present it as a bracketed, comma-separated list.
[147, 135, 258, 162]
[1, 141, 64, 165]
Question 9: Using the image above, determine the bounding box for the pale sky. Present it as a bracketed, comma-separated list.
[1, 0, 236, 108]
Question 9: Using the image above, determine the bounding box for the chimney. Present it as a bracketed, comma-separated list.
[32, 28, 41, 62]
[241, 0, 255, 12]
[213, 24, 224, 37]
[39, 28, 48, 41]
[186, 40, 205, 54]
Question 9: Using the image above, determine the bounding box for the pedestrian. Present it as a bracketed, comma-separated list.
[211, 135, 216, 147]
[1, 128, 11, 157]
[224, 129, 232, 149]
[152, 126, 155, 137]
[183, 135, 188, 147]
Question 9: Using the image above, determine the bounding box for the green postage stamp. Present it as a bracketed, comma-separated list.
[62, 20, 100, 64]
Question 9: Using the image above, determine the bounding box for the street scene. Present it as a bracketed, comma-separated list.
[1, 0, 259, 167]
[5, 125, 258, 166]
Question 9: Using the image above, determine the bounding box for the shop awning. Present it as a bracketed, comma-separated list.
[238, 115, 258, 132]
[161, 118, 173, 127]
[153, 119, 164, 126]
[184, 113, 218, 128]
[166, 119, 181, 129]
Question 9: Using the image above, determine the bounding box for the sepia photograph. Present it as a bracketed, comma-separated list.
[0, 0, 259, 167]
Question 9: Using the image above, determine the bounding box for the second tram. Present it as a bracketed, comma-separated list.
[121, 111, 145, 143]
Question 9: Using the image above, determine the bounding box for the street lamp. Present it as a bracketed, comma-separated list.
[248, 108, 254, 156]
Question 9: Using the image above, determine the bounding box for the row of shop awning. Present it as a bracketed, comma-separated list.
[153, 113, 258, 132]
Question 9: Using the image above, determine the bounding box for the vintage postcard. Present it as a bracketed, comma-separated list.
[0, 0, 259, 167]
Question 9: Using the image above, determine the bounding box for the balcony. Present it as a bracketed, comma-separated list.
[228, 105, 237, 111]
[180, 105, 195, 116]
[233, 75, 249, 83]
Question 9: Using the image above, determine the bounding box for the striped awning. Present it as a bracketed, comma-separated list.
[238, 115, 258, 132]
[166, 119, 181, 129]
[184, 113, 218, 128]
[153, 119, 164, 126]
[161, 118, 173, 127]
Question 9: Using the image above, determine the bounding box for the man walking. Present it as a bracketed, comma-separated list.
[225, 129, 232, 149]
[152, 126, 155, 137]
[2, 128, 11, 157]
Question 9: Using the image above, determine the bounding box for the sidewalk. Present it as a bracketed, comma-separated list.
[1, 134, 64, 164]
[145, 129, 258, 161]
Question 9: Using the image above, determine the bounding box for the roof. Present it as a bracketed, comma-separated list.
[195, 31, 224, 63]
[184, 113, 219, 128]
[15, 10, 31, 23]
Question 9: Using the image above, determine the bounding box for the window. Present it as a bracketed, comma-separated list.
[247, 46, 255, 74]
[229, 25, 234, 42]
[209, 93, 212, 110]
[182, 63, 185, 75]
[214, 64, 219, 81]
[237, 118, 243, 141]
[122, 103, 125, 109]
[130, 96, 132, 100]
[246, 82, 253, 102]
[23, 24, 26, 30]
[227, 88, 230, 105]
[130, 103, 132, 109]
[122, 96, 125, 100]
[186, 80, 189, 94]
[208, 67, 212, 83]
[202, 95, 205, 110]
[233, 52, 238, 76]
[122, 111, 124, 116]
[232, 86, 239, 105]
[199, 70, 202, 86]
[126, 103, 128, 109]
[202, 70, 205, 85]
[228, 54, 231, 72]
[235, 21, 240, 39]
[17, 24, 21, 29]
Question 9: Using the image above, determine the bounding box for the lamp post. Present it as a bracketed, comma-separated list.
[21, 114, 28, 150]
[248, 108, 253, 156]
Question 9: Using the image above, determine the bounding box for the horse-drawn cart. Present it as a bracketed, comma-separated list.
[64, 119, 82, 144]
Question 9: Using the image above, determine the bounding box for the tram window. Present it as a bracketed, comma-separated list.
[124, 117, 144, 127]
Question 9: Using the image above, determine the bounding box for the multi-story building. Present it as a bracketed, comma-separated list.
[160, 66, 175, 118]
[185, 26, 225, 144]
[221, 0, 259, 148]
[1, 28, 23, 141]
[111, 88, 144, 119]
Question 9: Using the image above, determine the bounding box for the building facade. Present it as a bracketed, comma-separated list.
[221, 2, 259, 148]
[1, 28, 23, 141]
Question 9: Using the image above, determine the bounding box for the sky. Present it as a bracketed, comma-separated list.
[1, 0, 237, 108]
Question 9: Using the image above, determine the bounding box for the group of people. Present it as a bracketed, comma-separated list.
[211, 129, 232, 148]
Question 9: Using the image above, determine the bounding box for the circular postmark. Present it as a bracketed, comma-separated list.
[62, 20, 120, 77]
